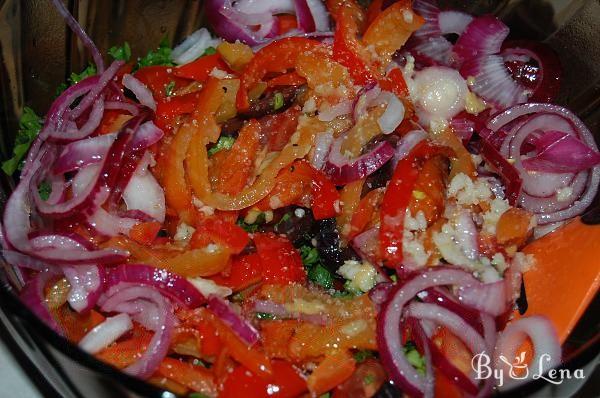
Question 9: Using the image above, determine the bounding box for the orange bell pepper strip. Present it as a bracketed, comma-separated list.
[277, 14, 299, 35]
[148, 377, 189, 396]
[495, 207, 533, 248]
[408, 155, 448, 225]
[163, 78, 223, 224]
[336, 179, 365, 240]
[128, 221, 161, 246]
[236, 37, 322, 111]
[431, 128, 477, 179]
[211, 120, 262, 195]
[380, 142, 439, 267]
[173, 53, 228, 82]
[349, 188, 384, 239]
[191, 217, 250, 254]
[208, 312, 274, 379]
[362, 0, 424, 62]
[517, 218, 600, 343]
[157, 358, 217, 395]
[366, 0, 384, 26]
[254, 160, 314, 211]
[163, 246, 231, 277]
[154, 91, 202, 133]
[96, 329, 152, 369]
[209, 253, 263, 292]
[307, 351, 356, 396]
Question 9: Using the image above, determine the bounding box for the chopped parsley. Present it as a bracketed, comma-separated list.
[165, 80, 176, 97]
[273, 92, 284, 110]
[237, 212, 266, 233]
[203, 46, 217, 56]
[192, 358, 209, 368]
[404, 341, 426, 375]
[255, 312, 276, 320]
[108, 42, 132, 62]
[353, 349, 376, 363]
[300, 245, 333, 289]
[188, 393, 209, 398]
[275, 212, 292, 227]
[136, 36, 174, 69]
[2, 107, 43, 176]
[363, 373, 376, 385]
[37, 181, 52, 201]
[207, 135, 236, 157]
[319, 394, 331, 398]
[55, 64, 97, 95]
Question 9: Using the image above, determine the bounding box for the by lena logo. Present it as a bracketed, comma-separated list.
[471, 352, 585, 387]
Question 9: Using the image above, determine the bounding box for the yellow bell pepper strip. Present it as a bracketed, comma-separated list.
[430, 128, 477, 179]
[156, 358, 217, 395]
[362, 0, 425, 63]
[236, 37, 323, 112]
[163, 77, 224, 223]
[336, 179, 365, 240]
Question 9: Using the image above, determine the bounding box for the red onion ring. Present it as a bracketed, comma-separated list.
[208, 295, 260, 345]
[62, 264, 104, 313]
[122, 74, 157, 111]
[78, 313, 133, 354]
[53, 133, 117, 174]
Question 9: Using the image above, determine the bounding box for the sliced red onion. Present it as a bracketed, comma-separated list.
[294, 0, 315, 32]
[405, 35, 454, 67]
[53, 133, 117, 174]
[20, 270, 63, 334]
[205, 0, 274, 45]
[207, 295, 260, 346]
[123, 74, 157, 111]
[377, 92, 405, 134]
[353, 83, 381, 123]
[438, 11, 474, 36]
[478, 137, 523, 205]
[393, 129, 428, 167]
[522, 130, 600, 173]
[450, 117, 475, 144]
[452, 15, 509, 65]
[172, 28, 221, 65]
[377, 267, 483, 398]
[324, 137, 395, 185]
[305, 0, 330, 31]
[420, 287, 483, 334]
[461, 54, 528, 109]
[50, 0, 104, 73]
[104, 101, 140, 116]
[123, 152, 166, 223]
[252, 299, 328, 325]
[129, 121, 165, 150]
[310, 131, 334, 170]
[87, 207, 140, 237]
[458, 279, 507, 316]
[351, 226, 380, 265]
[78, 313, 133, 354]
[62, 264, 104, 313]
[494, 316, 561, 390]
[233, 0, 295, 16]
[368, 282, 394, 308]
[533, 221, 564, 239]
[2, 250, 53, 272]
[105, 264, 206, 308]
[405, 318, 435, 398]
[100, 284, 175, 379]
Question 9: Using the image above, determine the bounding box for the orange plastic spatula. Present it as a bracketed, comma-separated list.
[514, 217, 600, 343]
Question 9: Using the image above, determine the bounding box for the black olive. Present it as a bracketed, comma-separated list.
[362, 161, 393, 196]
[272, 206, 315, 246]
[239, 85, 306, 119]
[517, 279, 528, 315]
[220, 118, 244, 136]
[374, 381, 402, 398]
[312, 218, 359, 271]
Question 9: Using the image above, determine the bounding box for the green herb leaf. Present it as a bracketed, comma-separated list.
[207, 135, 236, 157]
[256, 312, 276, 320]
[363, 373, 376, 385]
[192, 358, 209, 368]
[188, 393, 210, 398]
[237, 212, 266, 233]
[404, 341, 426, 375]
[300, 245, 320, 267]
[273, 92, 284, 110]
[203, 47, 217, 56]
[37, 181, 52, 201]
[165, 80, 176, 97]
[69, 64, 97, 85]
[308, 263, 333, 289]
[353, 349, 376, 363]
[137, 36, 174, 69]
[319, 393, 331, 398]
[2, 107, 43, 176]
[275, 212, 292, 227]
[108, 42, 132, 62]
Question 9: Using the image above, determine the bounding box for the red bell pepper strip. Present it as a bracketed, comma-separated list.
[210, 253, 263, 291]
[173, 54, 229, 82]
[190, 217, 250, 254]
[311, 168, 341, 220]
[128, 221, 161, 245]
[154, 91, 202, 133]
[236, 37, 322, 112]
[221, 360, 307, 398]
[134, 65, 189, 101]
[379, 67, 409, 98]
[253, 233, 306, 284]
[266, 71, 307, 88]
[379, 142, 439, 267]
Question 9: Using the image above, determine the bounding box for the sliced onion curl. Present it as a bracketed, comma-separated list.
[122, 74, 157, 111]
[207, 295, 260, 345]
[324, 136, 395, 185]
[171, 28, 221, 65]
[393, 129, 428, 167]
[494, 315, 561, 390]
[123, 151, 166, 223]
[310, 131, 334, 170]
[79, 313, 133, 354]
[100, 284, 175, 379]
[62, 264, 104, 313]
[376, 91, 405, 134]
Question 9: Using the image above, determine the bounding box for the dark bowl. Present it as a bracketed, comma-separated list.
[0, 0, 598, 397]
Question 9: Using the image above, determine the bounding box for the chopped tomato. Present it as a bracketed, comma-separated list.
[311, 168, 341, 220]
[221, 360, 307, 398]
[173, 53, 228, 82]
[379, 67, 410, 98]
[210, 253, 263, 291]
[260, 105, 301, 151]
[253, 233, 306, 284]
[236, 37, 322, 111]
[128, 221, 161, 245]
[380, 142, 439, 267]
[134, 65, 189, 101]
[191, 216, 250, 254]
[96, 109, 133, 135]
[307, 351, 356, 395]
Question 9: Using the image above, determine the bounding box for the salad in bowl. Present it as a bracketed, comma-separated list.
[1, 0, 599, 397]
